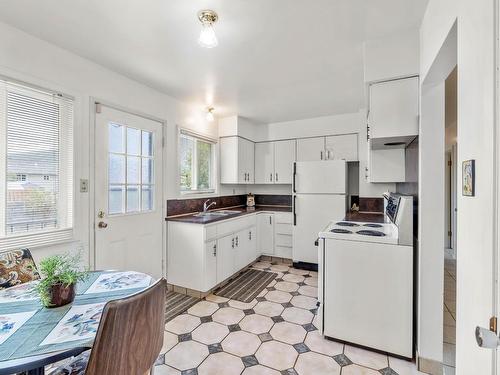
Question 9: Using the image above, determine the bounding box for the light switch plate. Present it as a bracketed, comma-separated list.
[80, 179, 89, 193]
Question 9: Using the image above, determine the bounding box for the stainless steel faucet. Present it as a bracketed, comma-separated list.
[203, 199, 216, 212]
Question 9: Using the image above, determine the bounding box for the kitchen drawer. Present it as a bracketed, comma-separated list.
[205, 225, 217, 241]
[276, 234, 292, 247]
[275, 213, 292, 224]
[217, 215, 256, 237]
[275, 223, 292, 235]
[275, 245, 292, 259]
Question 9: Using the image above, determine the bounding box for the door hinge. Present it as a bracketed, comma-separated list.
[448, 230, 452, 236]
[448, 160, 452, 166]
[490, 316, 497, 334]
[95, 102, 102, 114]
[366, 125, 370, 141]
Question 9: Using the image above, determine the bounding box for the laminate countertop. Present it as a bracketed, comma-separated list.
[165, 205, 292, 224]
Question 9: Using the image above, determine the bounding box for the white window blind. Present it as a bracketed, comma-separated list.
[0, 79, 74, 249]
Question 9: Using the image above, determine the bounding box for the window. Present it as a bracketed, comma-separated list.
[107, 124, 154, 214]
[0, 79, 73, 245]
[179, 130, 215, 193]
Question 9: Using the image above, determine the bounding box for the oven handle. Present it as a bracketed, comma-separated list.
[292, 162, 297, 193]
[293, 195, 297, 226]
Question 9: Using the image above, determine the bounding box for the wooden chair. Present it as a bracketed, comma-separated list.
[52, 278, 167, 375]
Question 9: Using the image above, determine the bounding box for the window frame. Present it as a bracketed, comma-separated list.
[178, 128, 217, 195]
[0, 77, 75, 251]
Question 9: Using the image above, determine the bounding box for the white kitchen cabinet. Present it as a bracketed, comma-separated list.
[325, 134, 358, 161]
[369, 76, 419, 140]
[258, 213, 275, 255]
[274, 213, 293, 259]
[274, 140, 296, 183]
[255, 142, 275, 184]
[255, 140, 296, 184]
[204, 240, 218, 289]
[220, 136, 255, 184]
[297, 137, 325, 161]
[369, 148, 406, 182]
[216, 234, 235, 284]
[236, 226, 257, 269]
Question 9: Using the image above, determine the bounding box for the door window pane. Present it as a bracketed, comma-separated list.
[108, 125, 154, 215]
[142, 131, 153, 157]
[109, 123, 124, 153]
[142, 158, 153, 184]
[109, 185, 125, 214]
[127, 156, 140, 184]
[127, 127, 141, 155]
[142, 186, 153, 211]
[126, 185, 140, 212]
[109, 154, 125, 184]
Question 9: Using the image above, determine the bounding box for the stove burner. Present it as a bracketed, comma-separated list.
[331, 228, 353, 234]
[356, 230, 386, 237]
[335, 222, 360, 227]
[363, 223, 383, 228]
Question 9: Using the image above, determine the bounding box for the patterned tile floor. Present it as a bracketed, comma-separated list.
[443, 257, 456, 375]
[155, 260, 426, 375]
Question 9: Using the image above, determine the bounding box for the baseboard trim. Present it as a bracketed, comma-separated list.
[417, 352, 443, 375]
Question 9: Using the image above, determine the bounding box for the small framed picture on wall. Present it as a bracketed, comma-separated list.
[462, 159, 475, 196]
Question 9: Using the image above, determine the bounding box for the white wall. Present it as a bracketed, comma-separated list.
[420, 0, 496, 373]
[0, 21, 217, 266]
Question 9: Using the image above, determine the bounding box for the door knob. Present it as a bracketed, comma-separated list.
[98, 221, 108, 229]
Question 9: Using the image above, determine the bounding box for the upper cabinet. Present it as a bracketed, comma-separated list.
[220, 136, 255, 184]
[297, 135, 358, 162]
[369, 76, 419, 147]
[255, 140, 296, 184]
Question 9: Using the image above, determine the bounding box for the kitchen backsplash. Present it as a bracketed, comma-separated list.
[166, 194, 292, 217]
[359, 197, 384, 213]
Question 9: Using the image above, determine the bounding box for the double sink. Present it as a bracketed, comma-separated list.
[194, 210, 242, 218]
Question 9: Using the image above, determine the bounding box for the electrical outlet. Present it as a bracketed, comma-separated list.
[80, 179, 89, 193]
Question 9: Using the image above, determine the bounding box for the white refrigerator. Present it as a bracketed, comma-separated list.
[292, 160, 347, 265]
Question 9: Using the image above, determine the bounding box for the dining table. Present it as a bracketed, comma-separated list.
[0, 270, 153, 375]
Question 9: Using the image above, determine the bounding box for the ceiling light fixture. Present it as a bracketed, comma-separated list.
[198, 10, 218, 48]
[206, 107, 215, 122]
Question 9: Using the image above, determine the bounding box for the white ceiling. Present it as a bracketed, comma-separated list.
[0, 0, 428, 123]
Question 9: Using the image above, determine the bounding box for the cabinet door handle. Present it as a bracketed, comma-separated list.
[320, 151, 323, 160]
[213, 244, 217, 256]
[276, 173, 278, 182]
[249, 231, 252, 240]
[270, 173, 273, 182]
[327, 150, 330, 159]
[269, 216, 272, 225]
[235, 236, 239, 247]
[232, 238, 235, 248]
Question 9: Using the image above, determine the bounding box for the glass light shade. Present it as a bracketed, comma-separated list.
[206, 110, 215, 122]
[198, 23, 218, 48]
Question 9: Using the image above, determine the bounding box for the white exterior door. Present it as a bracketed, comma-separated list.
[94, 105, 164, 279]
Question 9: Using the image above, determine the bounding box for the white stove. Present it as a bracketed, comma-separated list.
[317, 193, 414, 359]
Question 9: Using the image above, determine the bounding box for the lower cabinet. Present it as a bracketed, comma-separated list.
[257, 213, 274, 255]
[205, 240, 218, 289]
[216, 234, 236, 284]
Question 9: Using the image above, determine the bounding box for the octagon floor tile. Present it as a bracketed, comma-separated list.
[342, 364, 381, 375]
[228, 299, 258, 310]
[222, 330, 261, 357]
[388, 357, 425, 375]
[165, 314, 201, 335]
[254, 301, 284, 317]
[304, 277, 318, 287]
[270, 264, 290, 272]
[213, 307, 245, 325]
[288, 268, 310, 276]
[205, 294, 229, 303]
[198, 352, 244, 375]
[281, 307, 314, 325]
[164, 341, 208, 371]
[192, 321, 229, 345]
[161, 331, 179, 354]
[270, 321, 306, 344]
[304, 331, 343, 356]
[255, 341, 298, 371]
[240, 314, 274, 334]
[188, 301, 219, 317]
[282, 274, 305, 283]
[154, 365, 180, 375]
[242, 364, 280, 375]
[275, 281, 300, 293]
[290, 295, 318, 310]
[295, 352, 341, 375]
[344, 345, 388, 370]
[298, 285, 318, 298]
[253, 261, 272, 269]
[265, 290, 292, 304]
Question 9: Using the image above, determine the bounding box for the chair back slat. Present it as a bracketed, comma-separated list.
[85, 278, 166, 375]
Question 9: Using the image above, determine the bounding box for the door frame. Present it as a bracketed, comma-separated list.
[89, 98, 167, 276]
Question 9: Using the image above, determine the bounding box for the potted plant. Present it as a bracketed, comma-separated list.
[35, 253, 88, 308]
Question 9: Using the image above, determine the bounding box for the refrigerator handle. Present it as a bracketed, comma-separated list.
[293, 195, 297, 226]
[292, 162, 297, 193]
